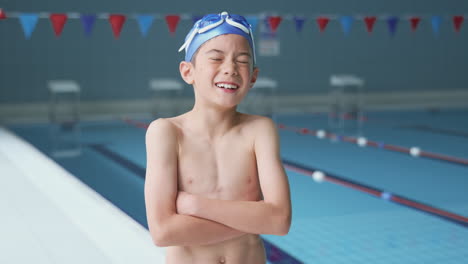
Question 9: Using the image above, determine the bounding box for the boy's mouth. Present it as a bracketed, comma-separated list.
[215, 82, 239, 91]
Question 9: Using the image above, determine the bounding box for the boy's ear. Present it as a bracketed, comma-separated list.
[249, 67, 259, 88]
[179, 61, 194, 85]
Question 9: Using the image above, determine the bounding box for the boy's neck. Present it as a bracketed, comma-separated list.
[186, 104, 240, 140]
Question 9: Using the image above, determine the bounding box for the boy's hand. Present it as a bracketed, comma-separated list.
[176, 191, 197, 215]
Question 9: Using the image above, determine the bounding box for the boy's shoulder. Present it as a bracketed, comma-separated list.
[146, 114, 276, 138]
[146, 118, 179, 139]
[148, 117, 176, 129]
[239, 113, 277, 133]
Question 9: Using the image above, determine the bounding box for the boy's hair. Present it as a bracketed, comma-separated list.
[178, 11, 256, 67]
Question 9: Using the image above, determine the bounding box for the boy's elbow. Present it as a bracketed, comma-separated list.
[151, 231, 169, 247]
[273, 206, 291, 236]
[276, 216, 291, 236]
[149, 220, 172, 247]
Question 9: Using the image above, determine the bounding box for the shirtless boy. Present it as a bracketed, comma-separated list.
[144, 12, 292, 264]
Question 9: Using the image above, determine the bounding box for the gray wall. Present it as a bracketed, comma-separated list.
[1, 0, 467, 103]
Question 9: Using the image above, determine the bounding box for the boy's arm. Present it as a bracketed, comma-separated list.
[144, 119, 246, 247]
[177, 117, 292, 236]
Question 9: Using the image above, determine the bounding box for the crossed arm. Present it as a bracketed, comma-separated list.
[144, 118, 291, 247]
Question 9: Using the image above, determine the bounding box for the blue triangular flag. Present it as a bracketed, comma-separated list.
[192, 15, 203, 25]
[294, 16, 306, 33]
[136, 15, 154, 37]
[387, 16, 399, 36]
[245, 15, 258, 31]
[340, 16, 353, 36]
[80, 14, 96, 37]
[19, 13, 39, 39]
[431, 16, 442, 36]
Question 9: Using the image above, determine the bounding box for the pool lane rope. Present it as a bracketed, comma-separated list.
[282, 159, 468, 227]
[278, 124, 468, 167]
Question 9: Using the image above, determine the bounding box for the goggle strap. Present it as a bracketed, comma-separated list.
[178, 21, 200, 52]
[226, 17, 250, 34]
[249, 26, 256, 65]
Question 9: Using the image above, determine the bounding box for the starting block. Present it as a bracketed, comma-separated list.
[328, 74, 365, 136]
[48, 80, 81, 158]
[149, 78, 184, 117]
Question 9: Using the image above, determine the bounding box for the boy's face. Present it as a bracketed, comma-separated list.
[179, 34, 259, 109]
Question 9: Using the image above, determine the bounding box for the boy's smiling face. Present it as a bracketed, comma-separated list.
[180, 34, 259, 110]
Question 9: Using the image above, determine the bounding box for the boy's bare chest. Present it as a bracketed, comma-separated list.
[177, 133, 261, 201]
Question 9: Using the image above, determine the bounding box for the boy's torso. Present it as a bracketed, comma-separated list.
[165, 113, 266, 264]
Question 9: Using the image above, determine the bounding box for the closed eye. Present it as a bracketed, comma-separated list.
[236, 55, 251, 64]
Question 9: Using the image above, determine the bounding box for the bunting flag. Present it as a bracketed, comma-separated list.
[453, 15, 464, 32]
[2, 11, 467, 40]
[364, 16, 377, 33]
[263, 16, 271, 32]
[0, 8, 7, 19]
[293, 16, 306, 33]
[109, 14, 126, 39]
[340, 16, 353, 35]
[136, 15, 154, 37]
[387, 16, 399, 36]
[316, 17, 330, 32]
[165, 15, 180, 35]
[409, 17, 421, 32]
[50, 14, 68, 37]
[267, 16, 282, 32]
[19, 13, 39, 39]
[80, 14, 96, 37]
[431, 16, 442, 36]
[245, 15, 259, 31]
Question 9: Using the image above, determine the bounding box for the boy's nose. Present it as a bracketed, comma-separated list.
[222, 61, 238, 76]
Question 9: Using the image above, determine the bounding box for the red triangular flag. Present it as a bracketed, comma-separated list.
[109, 14, 126, 39]
[364, 16, 377, 33]
[316, 17, 330, 32]
[453, 15, 464, 32]
[268, 16, 282, 32]
[50, 14, 68, 37]
[409, 17, 421, 32]
[165, 15, 180, 35]
[0, 9, 7, 19]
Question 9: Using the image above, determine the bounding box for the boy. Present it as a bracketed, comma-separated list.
[144, 11, 292, 264]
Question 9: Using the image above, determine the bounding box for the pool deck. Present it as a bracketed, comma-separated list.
[0, 127, 165, 264]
